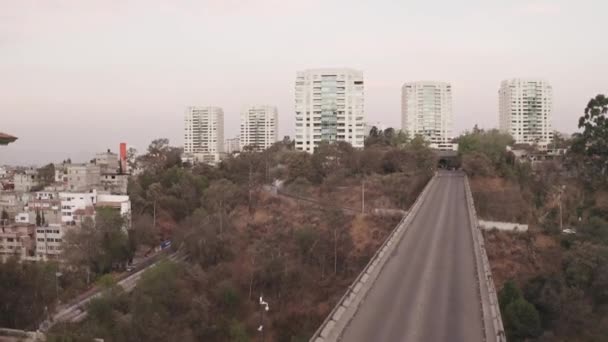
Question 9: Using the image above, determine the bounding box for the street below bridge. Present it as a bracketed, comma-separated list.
[340, 171, 484, 342]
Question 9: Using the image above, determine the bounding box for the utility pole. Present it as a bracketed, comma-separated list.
[249, 162, 253, 214]
[55, 271, 62, 304]
[559, 185, 565, 231]
[361, 180, 365, 214]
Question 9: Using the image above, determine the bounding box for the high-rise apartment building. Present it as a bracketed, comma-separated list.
[225, 136, 241, 154]
[184, 106, 224, 164]
[499, 79, 553, 147]
[295, 68, 365, 153]
[240, 105, 278, 151]
[401, 81, 453, 148]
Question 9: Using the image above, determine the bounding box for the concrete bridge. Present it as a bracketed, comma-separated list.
[311, 171, 505, 342]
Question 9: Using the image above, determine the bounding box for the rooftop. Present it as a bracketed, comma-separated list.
[0, 132, 17, 145]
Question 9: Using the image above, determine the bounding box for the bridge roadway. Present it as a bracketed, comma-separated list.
[339, 172, 484, 342]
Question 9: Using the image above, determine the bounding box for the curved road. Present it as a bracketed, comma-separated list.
[340, 172, 484, 342]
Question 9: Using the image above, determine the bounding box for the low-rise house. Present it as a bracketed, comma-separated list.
[0, 192, 18, 212]
[100, 173, 129, 194]
[15, 213, 29, 224]
[66, 164, 101, 192]
[14, 169, 39, 192]
[35, 224, 66, 261]
[0, 224, 34, 262]
[35, 191, 57, 200]
[24, 197, 62, 226]
[95, 149, 120, 173]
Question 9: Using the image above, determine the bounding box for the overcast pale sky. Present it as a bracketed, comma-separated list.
[1, 0, 606, 165]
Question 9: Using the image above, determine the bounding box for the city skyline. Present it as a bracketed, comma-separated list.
[2, 0, 607, 164]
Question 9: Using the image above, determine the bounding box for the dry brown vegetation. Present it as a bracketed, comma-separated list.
[45, 136, 436, 342]
[470, 176, 534, 223]
[484, 230, 562, 290]
[223, 192, 401, 340]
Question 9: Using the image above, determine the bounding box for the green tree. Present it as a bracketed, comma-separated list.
[503, 298, 542, 341]
[499, 280, 542, 340]
[575, 95, 608, 172]
[457, 128, 514, 176]
[203, 179, 240, 235]
[127, 147, 138, 171]
[37, 163, 55, 187]
[284, 151, 314, 182]
[228, 320, 249, 342]
[0, 259, 57, 329]
[63, 208, 132, 275]
[499, 280, 523, 312]
[462, 152, 494, 178]
[1, 209, 8, 226]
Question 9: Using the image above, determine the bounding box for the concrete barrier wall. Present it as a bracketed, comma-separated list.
[464, 176, 507, 342]
[309, 175, 437, 342]
[479, 220, 528, 232]
[0, 328, 45, 341]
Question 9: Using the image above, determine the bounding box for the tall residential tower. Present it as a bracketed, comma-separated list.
[184, 106, 224, 164]
[499, 79, 553, 147]
[295, 68, 365, 153]
[240, 105, 278, 151]
[401, 81, 453, 149]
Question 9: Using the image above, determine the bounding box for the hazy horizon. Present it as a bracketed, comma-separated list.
[2, 0, 607, 165]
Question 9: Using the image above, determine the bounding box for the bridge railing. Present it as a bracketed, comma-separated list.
[309, 174, 437, 342]
[464, 175, 506, 342]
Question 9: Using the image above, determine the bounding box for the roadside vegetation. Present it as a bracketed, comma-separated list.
[40, 130, 436, 341]
[463, 95, 608, 341]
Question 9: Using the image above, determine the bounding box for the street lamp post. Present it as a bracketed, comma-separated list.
[258, 295, 269, 342]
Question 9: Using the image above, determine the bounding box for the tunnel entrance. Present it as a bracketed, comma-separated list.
[437, 150, 460, 170]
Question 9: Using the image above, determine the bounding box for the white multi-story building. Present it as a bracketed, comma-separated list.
[184, 106, 225, 164]
[401, 81, 453, 149]
[295, 68, 366, 153]
[59, 190, 131, 228]
[225, 137, 241, 154]
[499, 79, 553, 147]
[59, 191, 97, 224]
[240, 105, 278, 151]
[35, 224, 65, 261]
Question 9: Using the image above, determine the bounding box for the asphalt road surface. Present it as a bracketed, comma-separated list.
[340, 172, 484, 342]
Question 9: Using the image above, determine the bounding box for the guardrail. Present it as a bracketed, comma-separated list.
[309, 174, 437, 342]
[464, 175, 506, 342]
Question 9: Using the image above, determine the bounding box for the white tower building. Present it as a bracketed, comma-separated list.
[401, 81, 453, 149]
[184, 106, 224, 164]
[499, 79, 553, 147]
[295, 68, 365, 153]
[240, 105, 278, 151]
